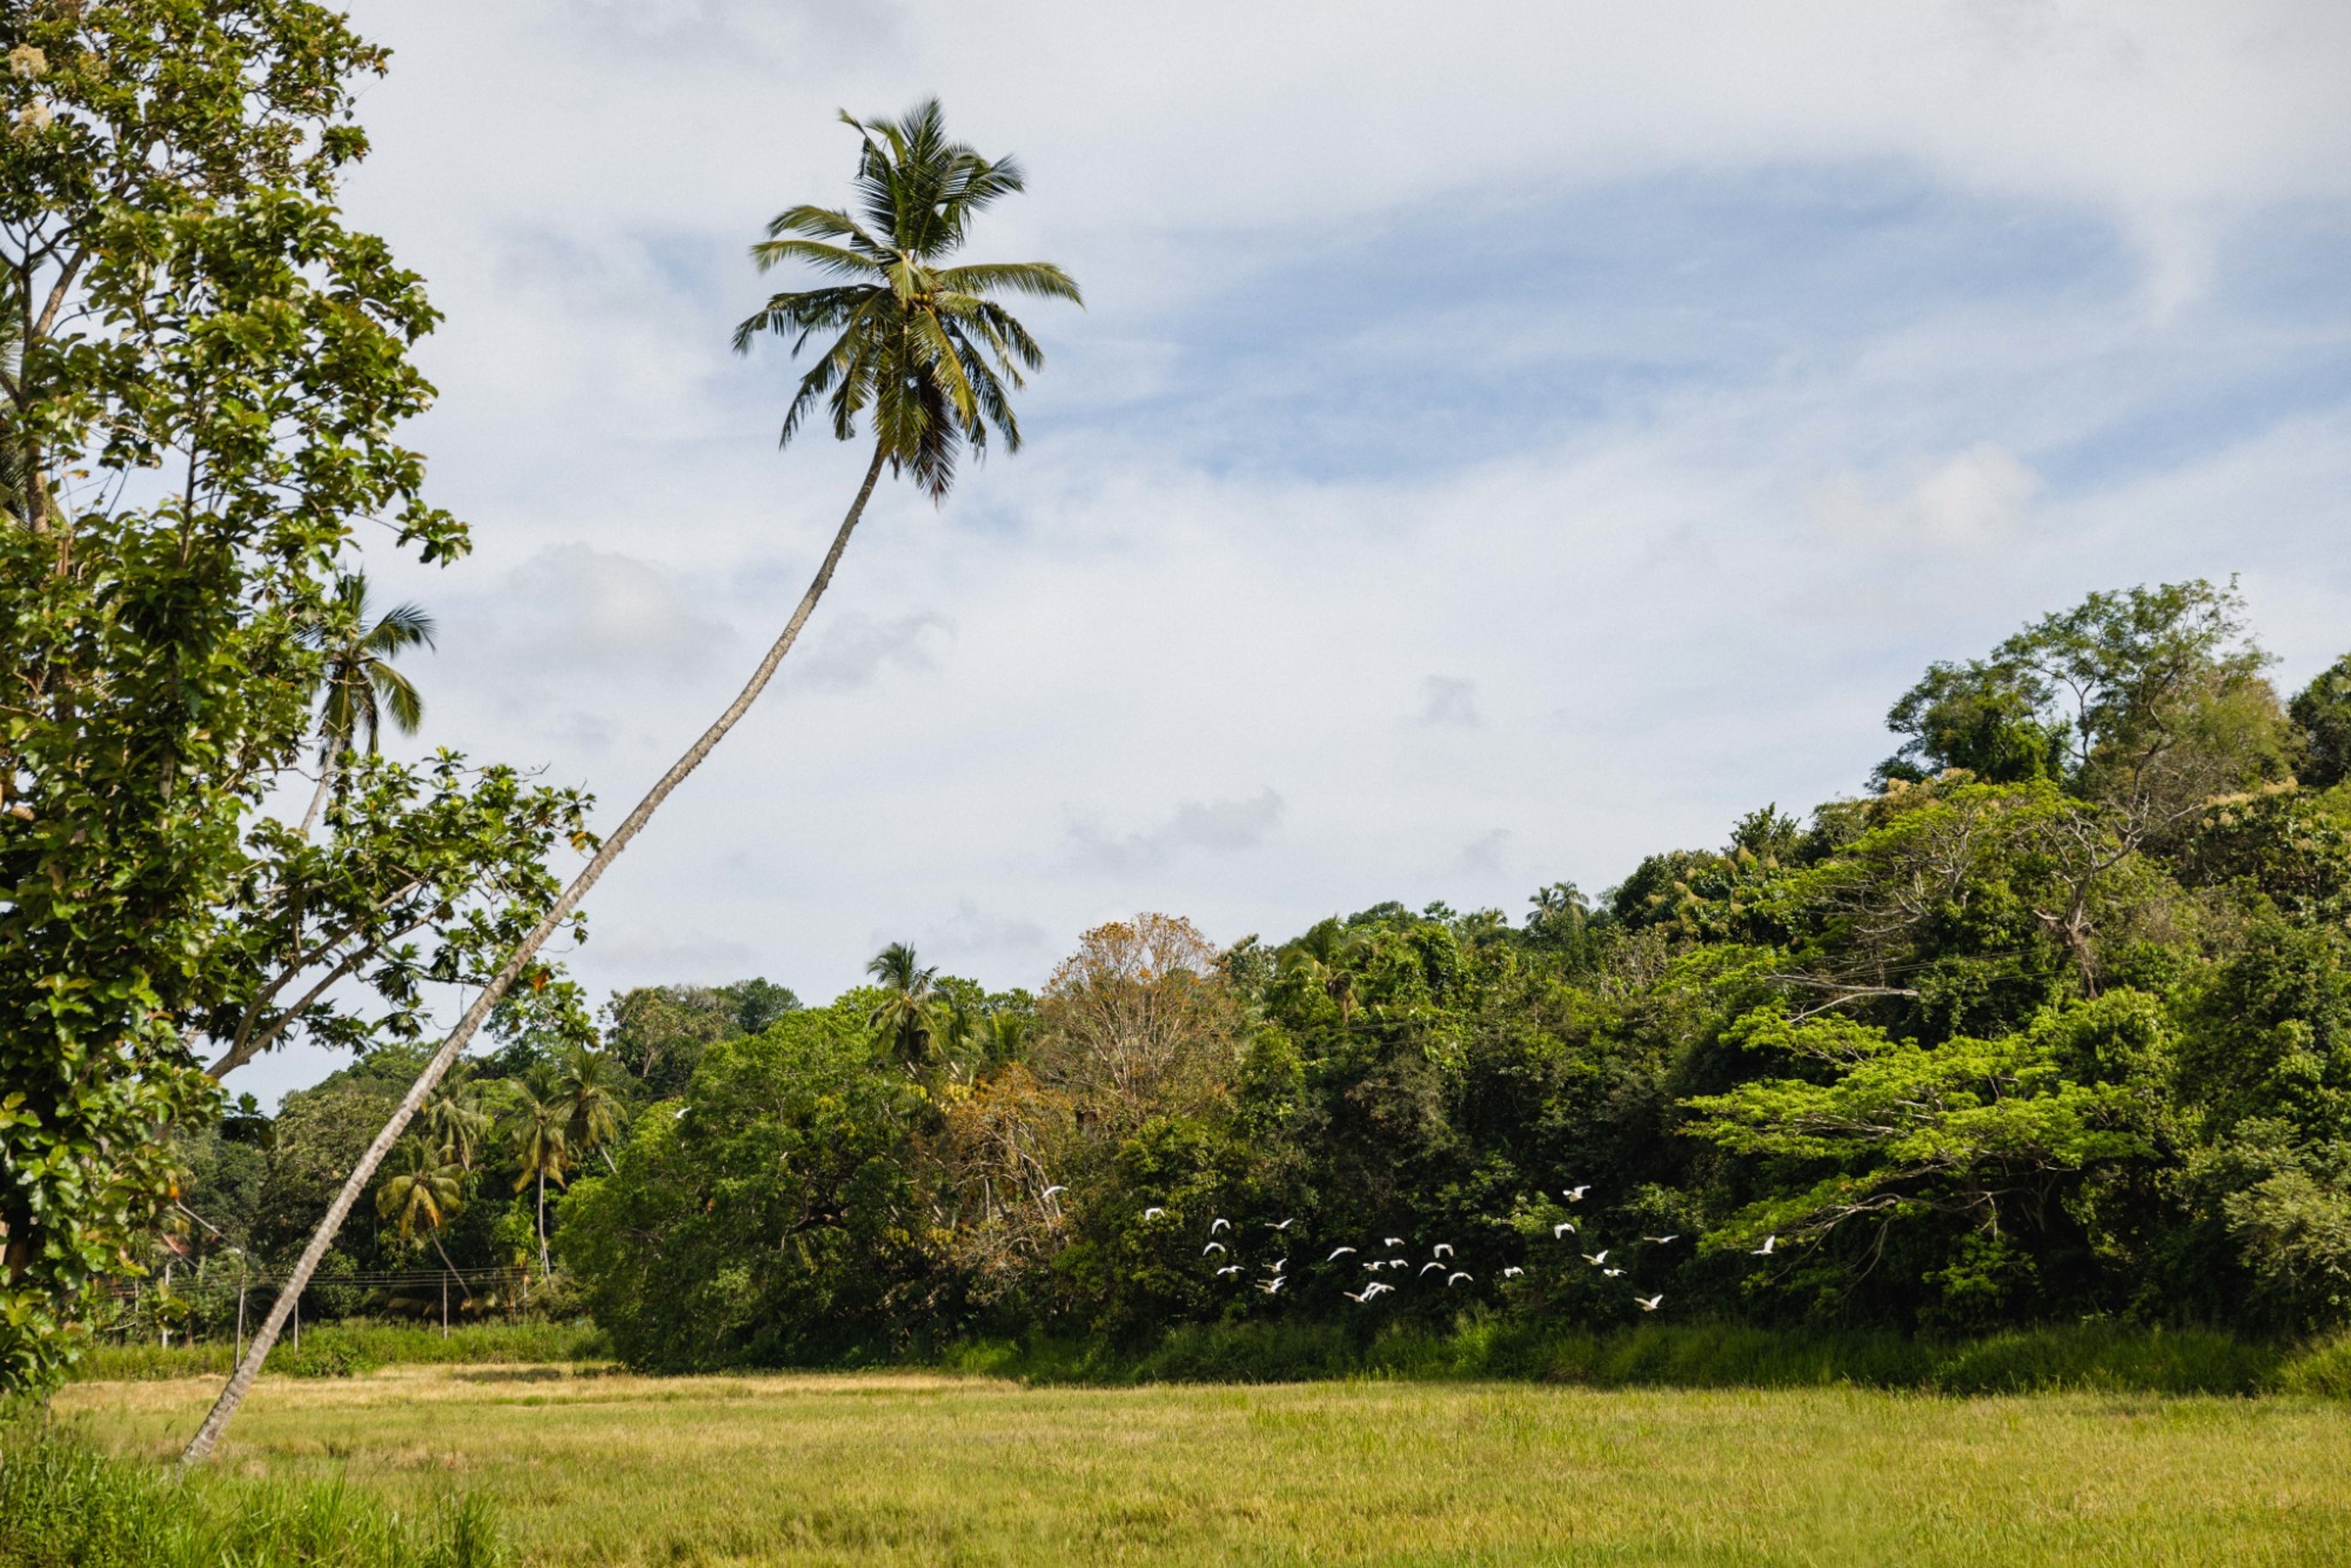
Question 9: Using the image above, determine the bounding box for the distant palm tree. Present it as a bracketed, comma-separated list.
[506, 1072, 570, 1277]
[184, 99, 1079, 1466]
[299, 573, 436, 835]
[867, 941, 946, 1074]
[422, 1069, 492, 1172]
[553, 1046, 628, 1170]
[375, 1135, 465, 1275]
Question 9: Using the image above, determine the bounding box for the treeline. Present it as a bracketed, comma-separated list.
[160, 579, 2351, 1369]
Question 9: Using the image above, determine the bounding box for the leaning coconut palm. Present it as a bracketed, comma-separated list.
[179, 99, 1079, 1465]
[298, 574, 437, 836]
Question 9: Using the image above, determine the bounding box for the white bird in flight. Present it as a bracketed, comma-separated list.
[1142, 1207, 1166, 1220]
[1267, 1258, 1287, 1274]
[1502, 1267, 1524, 1278]
[1215, 1266, 1240, 1277]
[1270, 1218, 1296, 1231]
[1564, 1186, 1591, 1202]
[1642, 1234, 1678, 1245]
[1753, 1234, 1777, 1256]
[1386, 1259, 1409, 1270]
[1257, 1277, 1286, 1295]
[1328, 1247, 1358, 1262]
[1432, 1244, 1453, 1258]
[1602, 1268, 1625, 1278]
[1553, 1221, 1577, 1239]
[1361, 1281, 1393, 1299]
[1210, 1218, 1231, 1235]
[1446, 1272, 1472, 1287]
[1583, 1250, 1610, 1266]
[1636, 1294, 1665, 1311]
[1363, 1261, 1384, 1272]
[1204, 1242, 1226, 1256]
[1419, 1261, 1444, 1275]
[1383, 1237, 1406, 1248]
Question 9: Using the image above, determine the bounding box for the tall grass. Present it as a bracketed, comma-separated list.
[0, 1414, 510, 1567]
[70, 1319, 608, 1382]
[948, 1318, 2303, 1395]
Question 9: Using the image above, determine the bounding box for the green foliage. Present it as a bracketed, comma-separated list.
[0, 1414, 510, 1567]
[0, 3, 588, 1392]
[2292, 654, 2351, 789]
[559, 1001, 930, 1369]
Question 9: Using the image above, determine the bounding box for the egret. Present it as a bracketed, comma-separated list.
[1363, 1261, 1384, 1272]
[1271, 1218, 1297, 1231]
[1583, 1250, 1610, 1266]
[1387, 1259, 1409, 1270]
[1216, 1265, 1241, 1277]
[1432, 1244, 1453, 1258]
[1602, 1267, 1624, 1278]
[1447, 1271, 1472, 1287]
[1502, 1266, 1524, 1278]
[1142, 1207, 1166, 1221]
[1204, 1242, 1226, 1256]
[1267, 1258, 1287, 1274]
[1553, 1221, 1577, 1239]
[1041, 1185, 1067, 1199]
[1636, 1294, 1665, 1311]
[1420, 1261, 1444, 1275]
[1382, 1237, 1406, 1248]
[1257, 1277, 1286, 1295]
[1753, 1234, 1777, 1256]
[1327, 1247, 1359, 1262]
[1564, 1186, 1591, 1202]
[1210, 1218, 1231, 1235]
[1642, 1234, 1679, 1245]
[1362, 1281, 1393, 1298]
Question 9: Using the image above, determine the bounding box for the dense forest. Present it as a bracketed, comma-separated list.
[149, 579, 2351, 1368]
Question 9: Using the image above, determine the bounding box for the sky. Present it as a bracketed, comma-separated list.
[239, 0, 2351, 1104]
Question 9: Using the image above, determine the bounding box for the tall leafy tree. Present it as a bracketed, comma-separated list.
[181, 97, 1078, 1460]
[0, 1, 585, 1395]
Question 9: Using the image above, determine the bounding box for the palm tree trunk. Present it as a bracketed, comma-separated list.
[297, 756, 336, 839]
[536, 1168, 550, 1277]
[179, 440, 891, 1466]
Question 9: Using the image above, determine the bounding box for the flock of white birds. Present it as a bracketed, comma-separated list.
[1138, 1186, 1786, 1315]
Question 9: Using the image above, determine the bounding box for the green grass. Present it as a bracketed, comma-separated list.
[0, 1411, 510, 1567]
[70, 1321, 609, 1382]
[53, 1361, 2351, 1565]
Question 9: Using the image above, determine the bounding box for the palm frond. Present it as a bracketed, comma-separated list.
[934, 261, 1082, 306]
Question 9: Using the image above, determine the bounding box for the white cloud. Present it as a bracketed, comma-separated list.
[1420, 677, 1482, 729]
[1067, 790, 1286, 874]
[235, 0, 2351, 1067]
[792, 611, 953, 691]
[1809, 444, 2041, 553]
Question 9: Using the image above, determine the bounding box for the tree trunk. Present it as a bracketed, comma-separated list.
[297, 754, 336, 839]
[536, 1168, 550, 1278]
[178, 440, 891, 1466]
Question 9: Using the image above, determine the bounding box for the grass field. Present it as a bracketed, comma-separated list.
[47, 1365, 2351, 1566]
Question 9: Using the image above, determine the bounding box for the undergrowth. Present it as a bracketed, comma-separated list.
[945, 1319, 2345, 1397]
[0, 1413, 511, 1567]
[70, 1320, 609, 1382]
